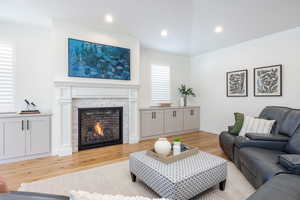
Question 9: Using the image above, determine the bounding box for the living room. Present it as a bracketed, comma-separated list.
[0, 1, 300, 200]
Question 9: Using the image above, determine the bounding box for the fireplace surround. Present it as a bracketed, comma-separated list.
[53, 80, 139, 156]
[78, 107, 123, 150]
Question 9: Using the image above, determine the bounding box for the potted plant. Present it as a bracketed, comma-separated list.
[173, 138, 182, 146]
[178, 84, 196, 106]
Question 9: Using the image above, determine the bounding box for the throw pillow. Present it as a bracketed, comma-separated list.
[239, 116, 275, 137]
[230, 112, 244, 136]
[70, 190, 169, 200]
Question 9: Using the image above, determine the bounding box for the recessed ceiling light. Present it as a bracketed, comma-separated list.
[215, 26, 223, 33]
[105, 14, 113, 23]
[161, 29, 168, 37]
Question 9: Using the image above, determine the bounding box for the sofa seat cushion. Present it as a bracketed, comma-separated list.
[246, 174, 300, 200]
[239, 147, 287, 187]
[219, 131, 236, 160]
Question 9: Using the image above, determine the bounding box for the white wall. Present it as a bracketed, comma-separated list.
[0, 20, 53, 113]
[139, 48, 190, 107]
[0, 19, 141, 114]
[190, 27, 300, 134]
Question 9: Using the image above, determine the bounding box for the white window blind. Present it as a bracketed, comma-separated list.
[0, 42, 15, 113]
[151, 65, 170, 104]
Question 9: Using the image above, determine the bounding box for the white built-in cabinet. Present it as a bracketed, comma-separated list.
[140, 106, 200, 140]
[0, 114, 51, 164]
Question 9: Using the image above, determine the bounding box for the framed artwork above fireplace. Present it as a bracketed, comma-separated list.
[68, 38, 131, 80]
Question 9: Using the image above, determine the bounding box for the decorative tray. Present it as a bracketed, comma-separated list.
[146, 144, 199, 164]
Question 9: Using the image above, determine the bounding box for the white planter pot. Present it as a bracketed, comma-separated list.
[154, 138, 171, 156]
[173, 141, 181, 155]
[173, 141, 181, 146]
[179, 97, 184, 107]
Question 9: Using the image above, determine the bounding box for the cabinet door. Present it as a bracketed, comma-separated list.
[0, 122, 4, 158]
[27, 117, 50, 155]
[164, 109, 183, 134]
[141, 111, 164, 138]
[3, 119, 26, 159]
[183, 108, 200, 131]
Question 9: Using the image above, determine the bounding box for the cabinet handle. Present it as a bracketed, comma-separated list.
[154, 112, 156, 119]
[21, 120, 24, 131]
[173, 111, 176, 117]
[27, 120, 29, 130]
[190, 110, 194, 116]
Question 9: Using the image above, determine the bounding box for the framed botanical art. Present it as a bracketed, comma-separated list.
[254, 65, 282, 97]
[226, 70, 248, 97]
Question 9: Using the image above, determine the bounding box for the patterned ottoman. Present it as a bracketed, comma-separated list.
[129, 151, 227, 200]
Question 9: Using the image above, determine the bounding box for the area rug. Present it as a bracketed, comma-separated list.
[19, 160, 255, 200]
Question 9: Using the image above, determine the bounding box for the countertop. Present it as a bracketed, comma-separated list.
[139, 106, 200, 111]
[0, 113, 52, 119]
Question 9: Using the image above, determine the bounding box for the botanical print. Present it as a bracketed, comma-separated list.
[254, 65, 282, 97]
[68, 38, 130, 80]
[227, 70, 248, 97]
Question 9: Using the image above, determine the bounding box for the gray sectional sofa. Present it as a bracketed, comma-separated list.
[220, 106, 300, 200]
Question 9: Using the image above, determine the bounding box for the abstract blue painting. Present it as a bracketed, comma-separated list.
[68, 38, 130, 80]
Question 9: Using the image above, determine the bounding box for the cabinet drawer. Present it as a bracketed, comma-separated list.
[183, 108, 200, 131]
[141, 110, 164, 138]
[164, 109, 183, 134]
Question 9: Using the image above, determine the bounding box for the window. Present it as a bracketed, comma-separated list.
[0, 42, 15, 113]
[151, 65, 170, 104]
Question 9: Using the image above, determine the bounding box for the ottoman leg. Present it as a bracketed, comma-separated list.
[219, 179, 226, 191]
[131, 172, 137, 182]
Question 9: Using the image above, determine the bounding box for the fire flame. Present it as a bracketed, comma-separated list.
[94, 122, 104, 136]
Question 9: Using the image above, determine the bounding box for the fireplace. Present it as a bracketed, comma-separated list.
[78, 107, 123, 151]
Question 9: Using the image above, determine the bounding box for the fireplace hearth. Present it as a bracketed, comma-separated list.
[78, 107, 123, 151]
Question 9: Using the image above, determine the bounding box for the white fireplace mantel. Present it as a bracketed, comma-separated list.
[53, 80, 140, 156]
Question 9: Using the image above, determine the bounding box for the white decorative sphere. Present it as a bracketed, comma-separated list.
[154, 138, 171, 156]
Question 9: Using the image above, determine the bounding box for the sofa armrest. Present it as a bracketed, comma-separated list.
[246, 174, 300, 200]
[0, 191, 69, 200]
[0, 177, 8, 194]
[228, 126, 234, 133]
[279, 155, 300, 175]
[245, 133, 289, 142]
[235, 136, 288, 151]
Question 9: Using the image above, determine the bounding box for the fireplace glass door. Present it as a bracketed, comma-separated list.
[78, 107, 123, 150]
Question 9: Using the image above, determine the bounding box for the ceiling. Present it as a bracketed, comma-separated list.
[1, 0, 300, 55]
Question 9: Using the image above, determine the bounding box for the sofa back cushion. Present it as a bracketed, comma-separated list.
[279, 110, 300, 137]
[259, 106, 291, 134]
[285, 127, 300, 154]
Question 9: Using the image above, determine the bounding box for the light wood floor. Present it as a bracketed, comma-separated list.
[0, 131, 225, 190]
